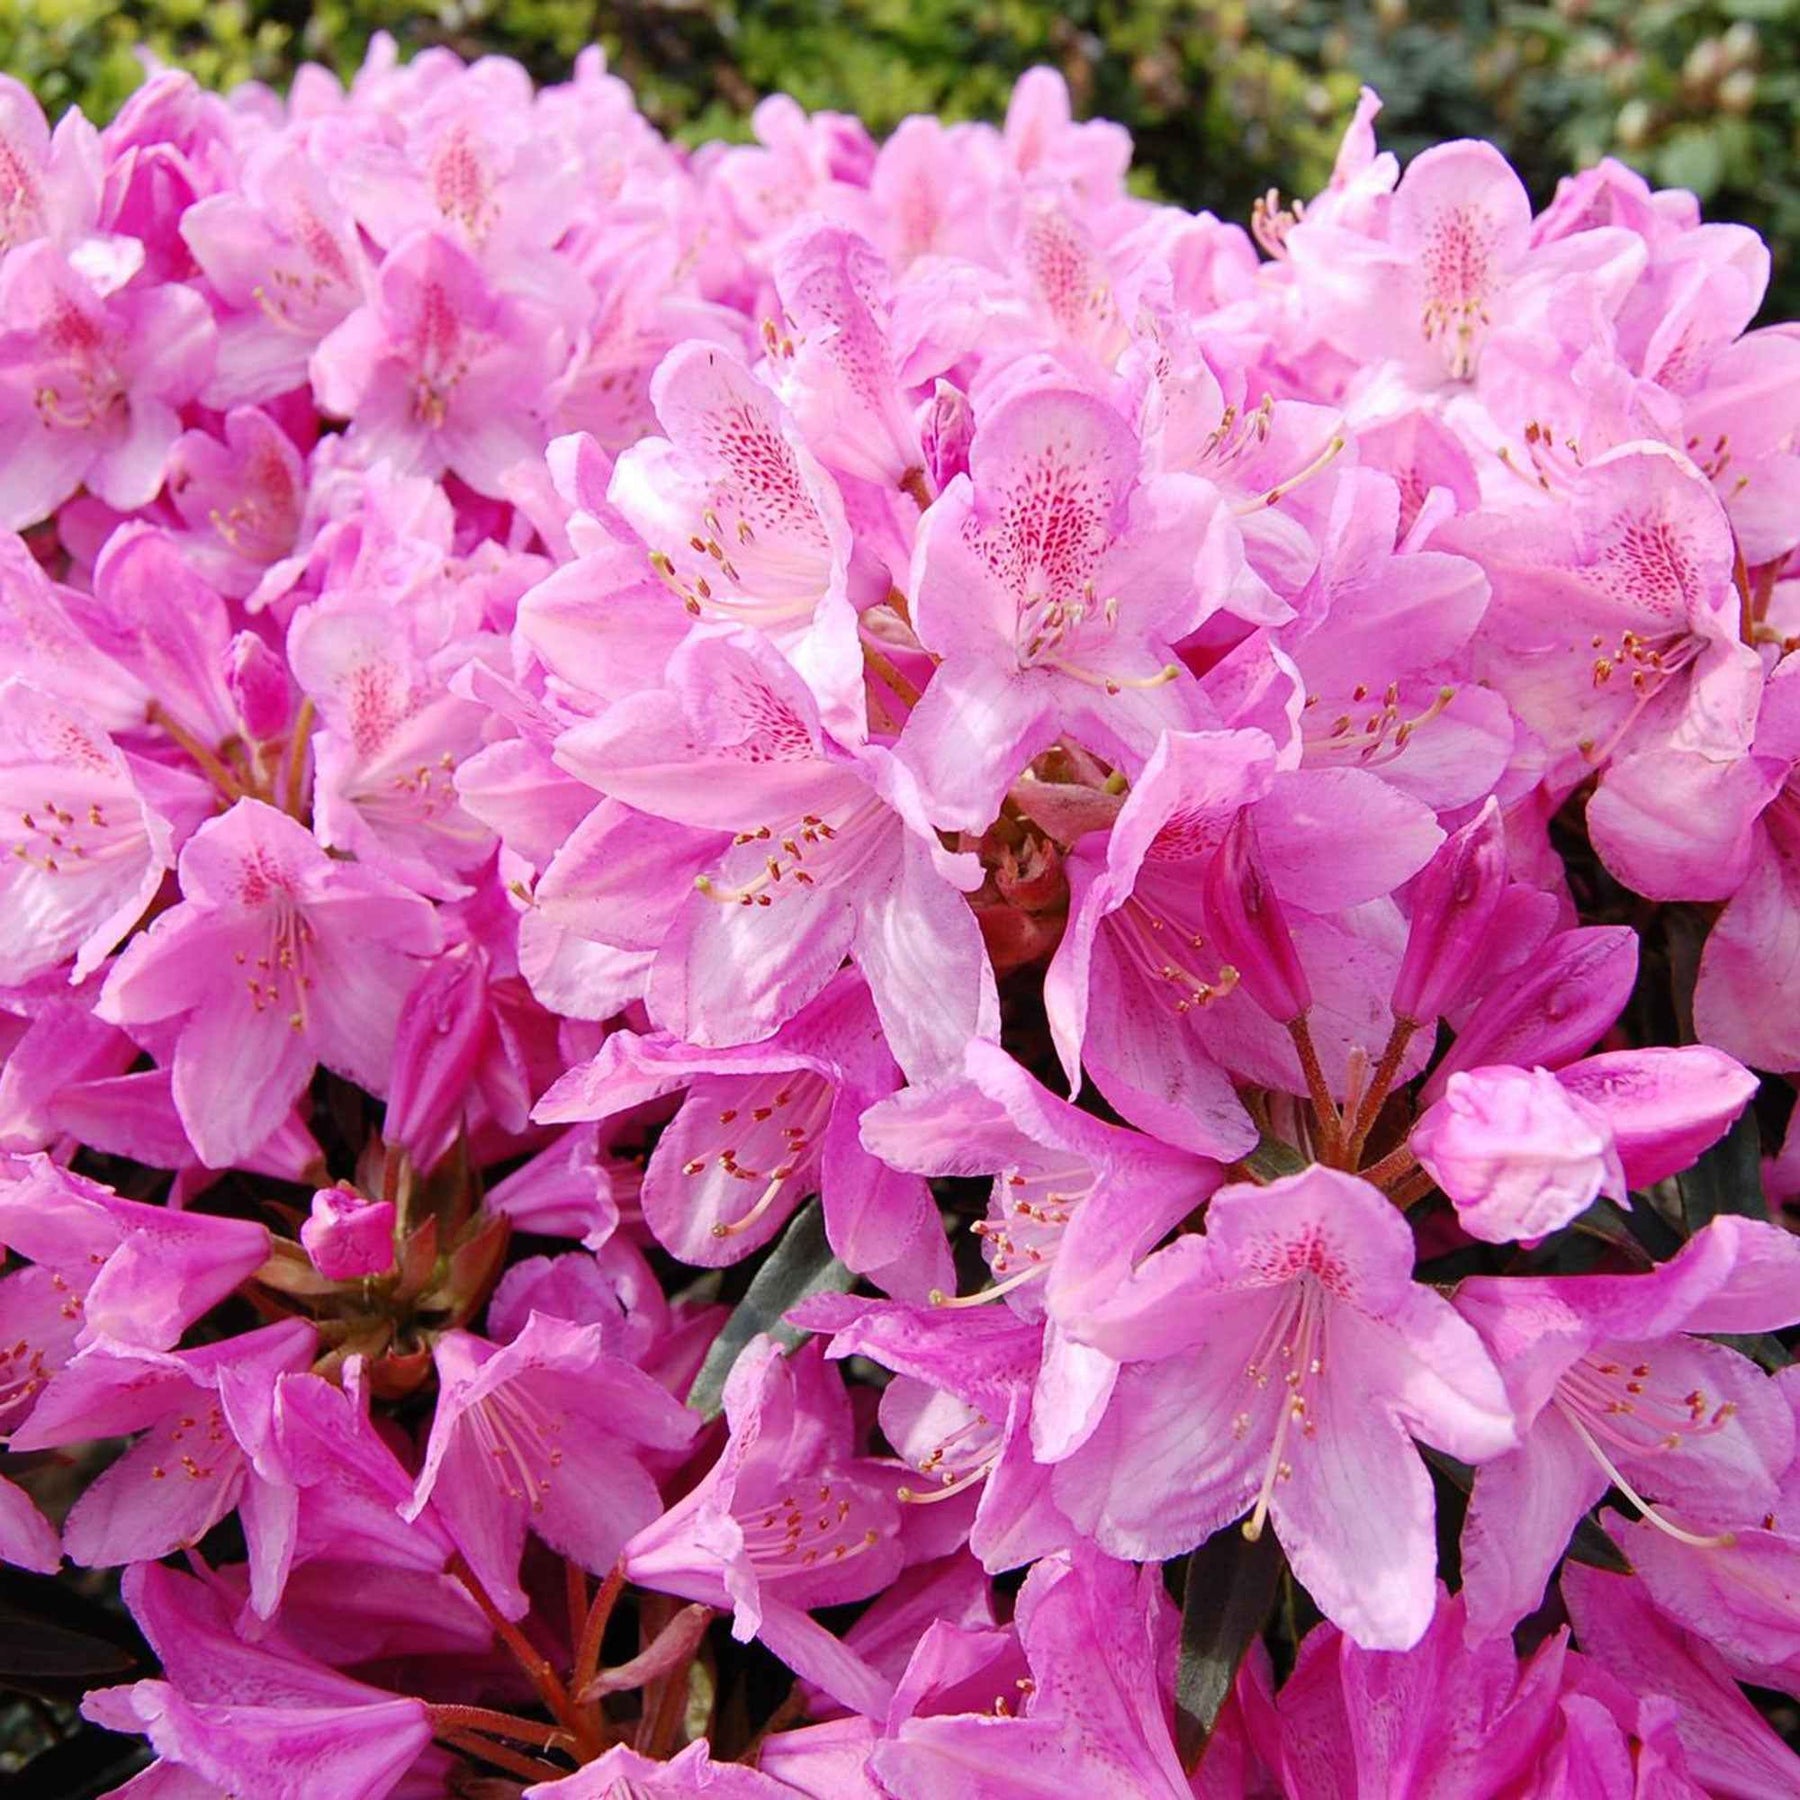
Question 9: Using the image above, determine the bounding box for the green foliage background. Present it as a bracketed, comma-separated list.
[7, 0, 1800, 311]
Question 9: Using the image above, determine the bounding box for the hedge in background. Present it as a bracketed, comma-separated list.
[4, 1, 1797, 305]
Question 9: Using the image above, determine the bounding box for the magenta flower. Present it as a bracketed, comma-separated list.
[10, 1318, 313, 1570]
[0, 681, 181, 985]
[552, 626, 997, 1079]
[605, 341, 866, 734]
[180, 135, 372, 405]
[1044, 727, 1439, 1155]
[899, 384, 1227, 831]
[0, 1154, 269, 1353]
[769, 223, 922, 490]
[404, 1310, 698, 1619]
[1562, 1562, 1800, 1799]
[536, 970, 943, 1292]
[1053, 1167, 1515, 1649]
[794, 1292, 1069, 1573]
[624, 1337, 902, 1718]
[857, 1036, 1221, 1341]
[1412, 1046, 1757, 1243]
[83, 1562, 434, 1800]
[1456, 1216, 1800, 1641]
[299, 1186, 395, 1281]
[1271, 1586, 1570, 1798]
[869, 1547, 1192, 1799]
[312, 227, 571, 495]
[0, 75, 101, 255]
[0, 240, 214, 528]
[525, 1740, 797, 1797]
[285, 588, 497, 893]
[1449, 443, 1760, 796]
[166, 408, 306, 598]
[99, 799, 444, 1167]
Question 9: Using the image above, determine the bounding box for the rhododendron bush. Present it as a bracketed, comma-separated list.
[8, 32, 1800, 1797]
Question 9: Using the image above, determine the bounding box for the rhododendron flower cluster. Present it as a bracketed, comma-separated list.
[6, 36, 1800, 1797]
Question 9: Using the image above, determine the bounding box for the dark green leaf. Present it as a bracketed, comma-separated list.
[1678, 1109, 1767, 1232]
[1233, 1136, 1307, 1184]
[1709, 1331, 1795, 1373]
[1423, 1449, 1630, 1574]
[685, 1199, 854, 1420]
[1172, 1523, 1284, 1770]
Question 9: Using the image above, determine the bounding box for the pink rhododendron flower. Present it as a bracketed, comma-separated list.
[1054, 1167, 1514, 1649]
[405, 1310, 699, 1619]
[5, 43, 1800, 1792]
[99, 799, 443, 1166]
[1456, 1216, 1800, 1641]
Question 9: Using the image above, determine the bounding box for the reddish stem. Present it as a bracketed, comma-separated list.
[429, 1703, 565, 1749]
[147, 702, 245, 802]
[862, 640, 924, 710]
[282, 696, 316, 820]
[436, 1728, 567, 1784]
[1344, 1017, 1417, 1167]
[565, 1558, 589, 1660]
[575, 1561, 628, 1699]
[1360, 1141, 1419, 1194]
[1287, 1014, 1342, 1164]
[447, 1553, 579, 1732]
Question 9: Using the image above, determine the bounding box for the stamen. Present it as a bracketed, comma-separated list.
[927, 1262, 1047, 1309]
[1557, 1406, 1738, 1550]
[711, 1172, 791, 1239]
[1233, 434, 1346, 513]
[897, 1458, 996, 1504]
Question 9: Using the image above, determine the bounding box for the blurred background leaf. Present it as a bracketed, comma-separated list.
[10, 0, 1800, 307]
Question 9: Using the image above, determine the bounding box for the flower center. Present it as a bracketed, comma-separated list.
[1235, 1275, 1326, 1542]
[682, 1071, 835, 1239]
[1552, 1345, 1739, 1549]
[1107, 893, 1238, 1016]
[695, 795, 887, 909]
[736, 1477, 881, 1575]
[234, 899, 318, 1034]
[897, 1403, 1002, 1505]
[1302, 682, 1456, 767]
[463, 1380, 567, 1513]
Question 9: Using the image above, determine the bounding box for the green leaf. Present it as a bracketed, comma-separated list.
[1657, 126, 1727, 200]
[1172, 1523, 1285, 1770]
[1709, 1330, 1795, 1373]
[685, 1198, 855, 1420]
[1678, 1108, 1767, 1233]
[1233, 1135, 1307, 1184]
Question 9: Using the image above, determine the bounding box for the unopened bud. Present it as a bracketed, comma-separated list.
[301, 1184, 396, 1280]
[1204, 812, 1310, 1022]
[226, 631, 291, 741]
[1391, 797, 1508, 1025]
[919, 380, 974, 492]
[385, 943, 491, 1172]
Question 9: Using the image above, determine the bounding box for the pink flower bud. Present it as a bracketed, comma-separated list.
[918, 379, 973, 492]
[1204, 812, 1311, 1022]
[1412, 1065, 1624, 1244]
[226, 631, 291, 741]
[1391, 797, 1508, 1025]
[384, 943, 491, 1171]
[301, 1185, 396, 1280]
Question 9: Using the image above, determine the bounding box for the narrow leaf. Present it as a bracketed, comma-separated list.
[686, 1199, 854, 1420]
[1173, 1523, 1284, 1770]
[1678, 1108, 1766, 1231]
